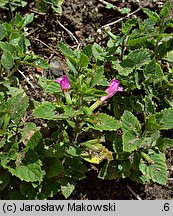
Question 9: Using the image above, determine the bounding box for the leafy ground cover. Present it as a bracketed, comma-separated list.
[0, 0, 173, 199]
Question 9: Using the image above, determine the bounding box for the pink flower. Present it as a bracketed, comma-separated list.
[101, 79, 123, 102]
[55, 75, 71, 91]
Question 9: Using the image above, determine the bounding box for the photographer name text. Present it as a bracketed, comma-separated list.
[18, 202, 116, 212]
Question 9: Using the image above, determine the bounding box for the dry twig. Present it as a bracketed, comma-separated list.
[168, 178, 173, 181]
[18, 70, 35, 90]
[127, 185, 142, 200]
[100, 6, 143, 30]
[57, 20, 79, 45]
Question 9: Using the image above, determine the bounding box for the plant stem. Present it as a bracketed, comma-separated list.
[7, 61, 20, 79]
[64, 91, 72, 105]
[89, 100, 102, 112]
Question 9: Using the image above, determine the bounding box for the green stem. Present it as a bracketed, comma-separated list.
[89, 99, 102, 112]
[7, 61, 20, 79]
[64, 91, 72, 105]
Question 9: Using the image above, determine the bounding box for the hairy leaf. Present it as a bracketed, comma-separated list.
[143, 8, 160, 23]
[33, 102, 57, 120]
[156, 137, 173, 149]
[7, 93, 29, 124]
[87, 113, 121, 131]
[160, 1, 172, 19]
[7, 162, 45, 182]
[79, 52, 89, 69]
[144, 60, 164, 83]
[122, 110, 142, 153]
[149, 108, 173, 130]
[60, 179, 75, 199]
[58, 42, 76, 58]
[1, 52, 14, 70]
[45, 157, 64, 178]
[139, 150, 167, 185]
[121, 48, 153, 68]
[0, 24, 6, 40]
[92, 43, 106, 61]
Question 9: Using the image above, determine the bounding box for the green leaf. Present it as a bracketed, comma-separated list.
[146, 114, 158, 132]
[83, 44, 92, 58]
[144, 95, 156, 116]
[22, 13, 34, 29]
[39, 77, 61, 94]
[87, 113, 121, 131]
[41, 179, 61, 198]
[105, 3, 114, 9]
[122, 110, 142, 153]
[61, 180, 75, 199]
[65, 146, 79, 157]
[143, 8, 160, 23]
[121, 18, 137, 35]
[7, 93, 29, 124]
[112, 61, 133, 76]
[45, 157, 64, 178]
[92, 43, 106, 61]
[144, 60, 164, 83]
[64, 157, 87, 180]
[128, 36, 148, 48]
[27, 131, 42, 150]
[79, 52, 89, 69]
[7, 162, 45, 182]
[160, 1, 171, 19]
[33, 102, 57, 120]
[20, 123, 42, 149]
[0, 0, 8, 7]
[121, 48, 153, 68]
[0, 24, 6, 40]
[98, 159, 131, 180]
[58, 42, 76, 58]
[119, 7, 131, 14]
[80, 143, 113, 164]
[52, 4, 62, 14]
[156, 137, 173, 149]
[20, 182, 35, 198]
[1, 52, 14, 70]
[155, 108, 173, 130]
[90, 66, 104, 87]
[20, 122, 37, 139]
[33, 57, 50, 69]
[0, 42, 16, 54]
[157, 37, 173, 58]
[66, 59, 77, 74]
[139, 150, 168, 185]
[163, 50, 173, 62]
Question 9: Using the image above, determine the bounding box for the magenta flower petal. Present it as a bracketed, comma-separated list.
[101, 78, 123, 102]
[55, 78, 62, 84]
[55, 75, 71, 91]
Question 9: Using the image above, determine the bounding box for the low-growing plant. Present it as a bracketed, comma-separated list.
[0, 0, 27, 12]
[0, 1, 173, 199]
[0, 12, 49, 79]
[35, 0, 64, 14]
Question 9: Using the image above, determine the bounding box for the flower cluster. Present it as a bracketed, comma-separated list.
[56, 74, 123, 109]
